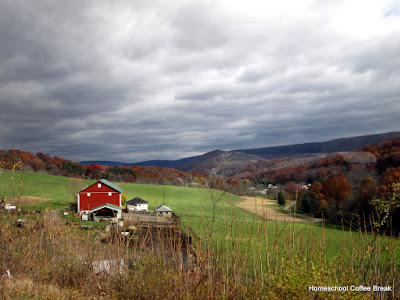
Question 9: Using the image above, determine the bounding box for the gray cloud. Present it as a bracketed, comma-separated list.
[1, 0, 400, 162]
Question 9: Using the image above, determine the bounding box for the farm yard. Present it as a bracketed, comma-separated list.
[1, 169, 400, 298]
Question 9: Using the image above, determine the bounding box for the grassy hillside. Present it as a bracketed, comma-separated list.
[1, 169, 399, 264]
[118, 181, 245, 219]
[0, 170, 74, 208]
[0, 170, 245, 215]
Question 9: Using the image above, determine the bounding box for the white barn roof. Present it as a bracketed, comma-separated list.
[90, 203, 122, 213]
[154, 204, 172, 212]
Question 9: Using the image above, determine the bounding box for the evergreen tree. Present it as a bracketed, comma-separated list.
[278, 191, 285, 206]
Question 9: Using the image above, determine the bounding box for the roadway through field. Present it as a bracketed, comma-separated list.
[235, 197, 305, 222]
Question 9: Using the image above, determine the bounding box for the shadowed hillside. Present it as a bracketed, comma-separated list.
[177, 150, 263, 176]
[234, 131, 400, 158]
[81, 132, 400, 175]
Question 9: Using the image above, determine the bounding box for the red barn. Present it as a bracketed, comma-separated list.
[77, 179, 123, 220]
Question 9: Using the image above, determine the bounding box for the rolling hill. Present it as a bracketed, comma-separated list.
[234, 131, 400, 158]
[81, 131, 400, 175]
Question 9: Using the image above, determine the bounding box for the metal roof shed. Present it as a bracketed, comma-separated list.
[154, 204, 172, 212]
[154, 204, 173, 218]
[90, 203, 122, 221]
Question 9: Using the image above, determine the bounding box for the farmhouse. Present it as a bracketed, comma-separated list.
[77, 179, 123, 220]
[126, 197, 148, 211]
[154, 203, 173, 218]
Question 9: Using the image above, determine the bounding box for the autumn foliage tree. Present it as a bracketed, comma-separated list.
[30, 159, 43, 172]
[85, 164, 102, 179]
[378, 167, 400, 199]
[284, 181, 298, 200]
[323, 172, 352, 206]
[0, 149, 201, 188]
[20, 152, 34, 164]
[309, 182, 324, 201]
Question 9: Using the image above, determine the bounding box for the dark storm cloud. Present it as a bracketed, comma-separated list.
[1, 0, 400, 162]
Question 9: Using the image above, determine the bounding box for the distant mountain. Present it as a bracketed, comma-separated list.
[80, 156, 200, 168]
[81, 131, 400, 174]
[80, 160, 130, 166]
[234, 131, 400, 159]
[132, 156, 200, 168]
[80, 151, 263, 176]
[176, 150, 264, 176]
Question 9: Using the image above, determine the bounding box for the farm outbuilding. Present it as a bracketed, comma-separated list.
[90, 203, 122, 222]
[126, 197, 148, 211]
[154, 204, 173, 218]
[77, 179, 123, 220]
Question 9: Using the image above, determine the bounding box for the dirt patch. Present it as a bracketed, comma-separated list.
[235, 196, 305, 222]
[7, 196, 49, 206]
[2, 276, 82, 299]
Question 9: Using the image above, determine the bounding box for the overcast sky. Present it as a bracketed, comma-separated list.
[1, 0, 400, 162]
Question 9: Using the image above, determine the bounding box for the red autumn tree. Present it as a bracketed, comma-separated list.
[85, 163, 103, 179]
[20, 152, 34, 164]
[284, 181, 298, 200]
[360, 177, 376, 191]
[30, 159, 43, 172]
[323, 172, 352, 206]
[310, 182, 324, 200]
[378, 167, 400, 198]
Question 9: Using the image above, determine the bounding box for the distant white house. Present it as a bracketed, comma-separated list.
[248, 187, 268, 195]
[126, 197, 148, 211]
[154, 204, 173, 218]
[5, 204, 16, 210]
[255, 189, 268, 195]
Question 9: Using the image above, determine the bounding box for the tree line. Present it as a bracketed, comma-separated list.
[0, 149, 199, 186]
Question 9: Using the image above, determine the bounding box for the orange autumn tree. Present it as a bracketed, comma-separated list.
[378, 167, 400, 199]
[323, 172, 352, 206]
[310, 182, 324, 201]
[309, 181, 329, 215]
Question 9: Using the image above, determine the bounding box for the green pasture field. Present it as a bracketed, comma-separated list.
[0, 170, 245, 213]
[0, 170, 72, 207]
[1, 169, 400, 266]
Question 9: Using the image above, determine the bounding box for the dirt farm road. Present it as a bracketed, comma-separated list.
[8, 196, 49, 206]
[235, 197, 305, 222]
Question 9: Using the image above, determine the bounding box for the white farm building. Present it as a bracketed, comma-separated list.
[154, 204, 173, 218]
[126, 197, 148, 211]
